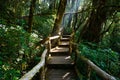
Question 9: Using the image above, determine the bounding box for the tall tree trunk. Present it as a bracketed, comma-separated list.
[51, 0, 67, 36]
[81, 0, 106, 43]
[66, 0, 76, 28]
[28, 0, 36, 33]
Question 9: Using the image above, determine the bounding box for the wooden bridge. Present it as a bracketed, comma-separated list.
[19, 32, 116, 80]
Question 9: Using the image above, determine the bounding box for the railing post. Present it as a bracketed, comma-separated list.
[39, 49, 48, 80]
[74, 49, 78, 65]
[40, 66, 45, 80]
[57, 36, 60, 46]
[87, 65, 91, 80]
[58, 30, 62, 46]
[69, 34, 73, 54]
[69, 38, 72, 54]
[48, 37, 51, 52]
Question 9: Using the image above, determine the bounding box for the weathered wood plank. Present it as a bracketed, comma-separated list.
[59, 41, 70, 46]
[49, 35, 60, 40]
[46, 69, 78, 80]
[48, 56, 73, 64]
[19, 49, 48, 80]
[61, 38, 70, 41]
[50, 47, 69, 53]
[46, 35, 78, 80]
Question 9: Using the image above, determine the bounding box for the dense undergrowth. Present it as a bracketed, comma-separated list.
[76, 42, 120, 80]
[0, 14, 54, 79]
[0, 25, 42, 79]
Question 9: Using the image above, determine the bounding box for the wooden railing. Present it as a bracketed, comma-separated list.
[19, 49, 47, 80]
[19, 34, 61, 80]
[71, 42, 116, 80]
[19, 31, 116, 80]
[19, 27, 64, 80]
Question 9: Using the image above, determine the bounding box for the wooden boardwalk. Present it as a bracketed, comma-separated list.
[19, 34, 116, 80]
[46, 35, 79, 80]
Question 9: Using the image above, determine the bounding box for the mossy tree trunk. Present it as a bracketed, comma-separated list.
[28, 0, 36, 33]
[81, 0, 106, 43]
[51, 0, 67, 36]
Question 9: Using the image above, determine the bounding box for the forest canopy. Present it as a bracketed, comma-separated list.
[0, 0, 120, 80]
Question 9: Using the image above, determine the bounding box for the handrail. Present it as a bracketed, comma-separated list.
[19, 34, 61, 80]
[49, 35, 60, 40]
[19, 49, 47, 80]
[76, 50, 116, 80]
[19, 26, 65, 80]
[71, 42, 116, 80]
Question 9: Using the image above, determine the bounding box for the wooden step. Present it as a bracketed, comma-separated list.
[62, 35, 71, 38]
[61, 38, 70, 41]
[59, 41, 70, 47]
[47, 56, 74, 69]
[50, 47, 69, 56]
[48, 56, 73, 64]
[47, 64, 74, 69]
[46, 69, 78, 80]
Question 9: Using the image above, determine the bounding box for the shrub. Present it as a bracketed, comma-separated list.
[77, 42, 120, 79]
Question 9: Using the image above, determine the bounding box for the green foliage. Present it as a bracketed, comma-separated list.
[110, 20, 120, 52]
[0, 25, 27, 57]
[0, 25, 25, 79]
[0, 24, 42, 79]
[100, 12, 120, 53]
[0, 1, 56, 79]
[77, 42, 120, 79]
[0, 0, 58, 79]
[33, 15, 55, 38]
[0, 64, 20, 80]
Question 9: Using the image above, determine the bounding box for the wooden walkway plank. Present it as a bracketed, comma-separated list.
[62, 35, 71, 38]
[50, 46, 69, 56]
[59, 41, 70, 47]
[46, 69, 78, 80]
[46, 35, 79, 80]
[50, 47, 69, 53]
[48, 56, 73, 64]
[61, 37, 70, 41]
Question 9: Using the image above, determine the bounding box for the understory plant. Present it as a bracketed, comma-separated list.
[77, 42, 120, 80]
[0, 24, 43, 80]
